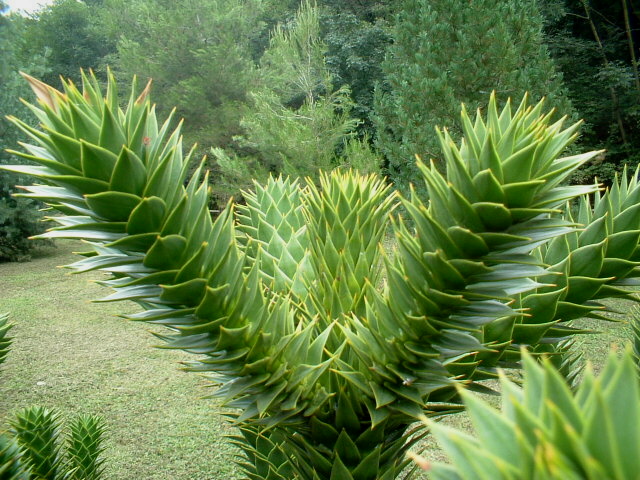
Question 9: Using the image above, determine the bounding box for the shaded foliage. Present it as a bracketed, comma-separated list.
[213, 1, 379, 202]
[542, 0, 640, 184]
[319, 1, 394, 136]
[0, 3, 49, 261]
[106, 0, 264, 157]
[18, 0, 115, 87]
[374, 0, 573, 196]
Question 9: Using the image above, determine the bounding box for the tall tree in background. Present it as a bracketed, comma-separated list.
[374, 0, 572, 195]
[19, 0, 115, 87]
[319, 0, 394, 136]
[0, 3, 50, 261]
[214, 1, 380, 202]
[543, 0, 640, 184]
[108, 0, 263, 155]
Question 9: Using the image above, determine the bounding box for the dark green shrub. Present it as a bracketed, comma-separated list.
[0, 176, 48, 262]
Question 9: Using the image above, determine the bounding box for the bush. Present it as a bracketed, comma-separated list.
[0, 10, 50, 262]
[0, 178, 48, 262]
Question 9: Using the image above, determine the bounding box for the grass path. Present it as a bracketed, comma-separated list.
[0, 240, 240, 480]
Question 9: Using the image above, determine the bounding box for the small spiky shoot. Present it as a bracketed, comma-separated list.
[631, 307, 640, 373]
[11, 407, 64, 480]
[66, 415, 106, 480]
[0, 313, 13, 367]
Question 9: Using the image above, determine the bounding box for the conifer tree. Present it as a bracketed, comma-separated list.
[374, 0, 572, 195]
[214, 1, 379, 201]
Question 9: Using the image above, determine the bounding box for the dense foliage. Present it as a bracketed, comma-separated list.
[4, 0, 635, 191]
[212, 1, 369, 202]
[1, 0, 639, 477]
[543, 0, 640, 184]
[374, 0, 573, 195]
[1, 0, 637, 258]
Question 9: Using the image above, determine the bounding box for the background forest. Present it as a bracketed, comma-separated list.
[0, 0, 639, 259]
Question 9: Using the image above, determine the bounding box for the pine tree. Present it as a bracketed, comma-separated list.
[110, 0, 263, 156]
[374, 0, 572, 196]
[214, 1, 378, 201]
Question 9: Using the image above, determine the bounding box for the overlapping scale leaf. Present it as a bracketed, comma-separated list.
[227, 425, 293, 480]
[7, 72, 187, 246]
[236, 176, 310, 298]
[357, 94, 599, 403]
[232, 171, 422, 480]
[422, 349, 640, 480]
[515, 166, 640, 367]
[66, 415, 107, 480]
[283, 390, 424, 480]
[0, 313, 13, 368]
[303, 170, 397, 324]
[11, 407, 64, 480]
[0, 433, 29, 480]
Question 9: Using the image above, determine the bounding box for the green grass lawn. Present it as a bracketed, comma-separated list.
[0, 240, 240, 480]
[0, 240, 635, 479]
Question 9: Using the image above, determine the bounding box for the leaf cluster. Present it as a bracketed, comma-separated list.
[425, 348, 640, 480]
[1, 407, 107, 480]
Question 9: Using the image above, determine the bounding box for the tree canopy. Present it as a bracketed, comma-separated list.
[0, 0, 637, 245]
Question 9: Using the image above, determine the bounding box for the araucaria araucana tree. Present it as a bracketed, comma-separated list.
[414, 348, 640, 479]
[4, 71, 640, 479]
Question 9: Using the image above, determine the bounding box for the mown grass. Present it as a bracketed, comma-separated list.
[0, 240, 240, 480]
[0, 240, 635, 479]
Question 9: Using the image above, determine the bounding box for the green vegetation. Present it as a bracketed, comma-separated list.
[213, 1, 374, 202]
[419, 348, 640, 479]
[1, 0, 639, 478]
[0, 0, 49, 261]
[544, 0, 640, 183]
[374, 0, 572, 195]
[0, 313, 12, 367]
[9, 406, 106, 480]
[1, 0, 637, 255]
[0, 243, 634, 479]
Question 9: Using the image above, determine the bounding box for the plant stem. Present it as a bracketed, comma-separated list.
[581, 0, 628, 144]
